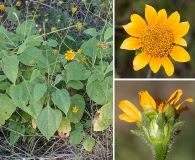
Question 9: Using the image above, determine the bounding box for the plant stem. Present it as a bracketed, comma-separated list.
[154, 142, 168, 160]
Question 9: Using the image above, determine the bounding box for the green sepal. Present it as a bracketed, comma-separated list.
[135, 49, 142, 55]
[156, 112, 165, 130]
[172, 121, 184, 133]
[142, 113, 151, 128]
[165, 105, 175, 125]
[131, 129, 145, 138]
[144, 106, 157, 118]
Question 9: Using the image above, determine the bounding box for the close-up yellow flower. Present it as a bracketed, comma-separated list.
[77, 49, 82, 54]
[52, 49, 58, 56]
[72, 7, 77, 13]
[118, 89, 193, 123]
[72, 106, 78, 113]
[30, 60, 35, 66]
[16, 1, 22, 7]
[0, 4, 6, 11]
[76, 22, 82, 30]
[120, 5, 190, 76]
[65, 50, 75, 61]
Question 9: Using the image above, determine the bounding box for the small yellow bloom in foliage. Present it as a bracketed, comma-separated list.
[51, 27, 57, 32]
[72, 106, 78, 113]
[77, 49, 82, 54]
[83, 22, 87, 26]
[0, 4, 6, 11]
[53, 49, 58, 56]
[72, 7, 77, 13]
[34, 14, 38, 19]
[65, 50, 75, 61]
[39, 0, 45, 2]
[30, 60, 35, 66]
[16, 1, 21, 7]
[120, 5, 191, 76]
[32, 118, 37, 129]
[76, 22, 82, 30]
[80, 57, 86, 63]
[0, 15, 3, 19]
[100, 3, 106, 9]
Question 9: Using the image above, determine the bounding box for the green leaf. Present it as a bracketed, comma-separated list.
[0, 82, 10, 90]
[66, 61, 91, 82]
[8, 121, 25, 145]
[25, 35, 43, 46]
[5, 7, 21, 23]
[70, 130, 83, 146]
[87, 73, 104, 85]
[54, 74, 62, 85]
[0, 94, 16, 125]
[67, 94, 85, 123]
[51, 89, 70, 115]
[83, 28, 98, 37]
[34, 83, 47, 103]
[17, 43, 26, 54]
[104, 27, 113, 41]
[105, 60, 113, 74]
[10, 81, 43, 118]
[86, 79, 111, 105]
[30, 69, 40, 82]
[0, 75, 6, 81]
[82, 136, 95, 152]
[93, 102, 112, 131]
[75, 123, 83, 132]
[81, 37, 98, 60]
[36, 105, 62, 140]
[2, 55, 19, 84]
[57, 117, 71, 137]
[47, 39, 58, 47]
[18, 45, 47, 67]
[16, 20, 36, 37]
[66, 35, 76, 42]
[67, 80, 84, 90]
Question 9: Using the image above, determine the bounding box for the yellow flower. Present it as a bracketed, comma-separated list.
[118, 89, 193, 123]
[76, 22, 82, 30]
[16, 1, 21, 7]
[0, 15, 3, 19]
[72, 106, 78, 113]
[30, 60, 35, 66]
[80, 57, 86, 63]
[65, 50, 75, 61]
[120, 5, 190, 76]
[72, 7, 77, 13]
[34, 14, 38, 19]
[53, 49, 58, 56]
[0, 4, 6, 11]
[51, 27, 57, 32]
[77, 49, 82, 54]
[100, 3, 106, 9]
[39, 0, 45, 2]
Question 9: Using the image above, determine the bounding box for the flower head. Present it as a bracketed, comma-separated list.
[0, 4, 6, 11]
[120, 5, 190, 76]
[118, 89, 193, 123]
[16, 1, 21, 7]
[72, 106, 78, 113]
[80, 57, 86, 63]
[65, 50, 75, 61]
[77, 49, 82, 54]
[51, 27, 57, 32]
[30, 60, 35, 66]
[72, 7, 77, 13]
[76, 22, 82, 30]
[53, 49, 58, 56]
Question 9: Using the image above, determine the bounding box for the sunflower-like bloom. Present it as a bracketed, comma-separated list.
[118, 89, 193, 123]
[65, 50, 75, 61]
[120, 5, 190, 76]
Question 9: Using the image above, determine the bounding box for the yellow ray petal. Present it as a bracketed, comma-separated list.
[131, 14, 147, 31]
[139, 91, 156, 109]
[145, 5, 157, 25]
[118, 100, 141, 121]
[120, 37, 141, 50]
[175, 98, 194, 110]
[161, 57, 174, 76]
[169, 46, 190, 62]
[123, 23, 142, 37]
[174, 37, 187, 47]
[157, 9, 167, 25]
[166, 11, 180, 30]
[119, 113, 138, 123]
[167, 89, 183, 106]
[173, 22, 190, 38]
[149, 56, 162, 73]
[133, 52, 151, 71]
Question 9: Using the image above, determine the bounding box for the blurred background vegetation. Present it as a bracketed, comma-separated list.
[115, 0, 195, 78]
[115, 81, 195, 160]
